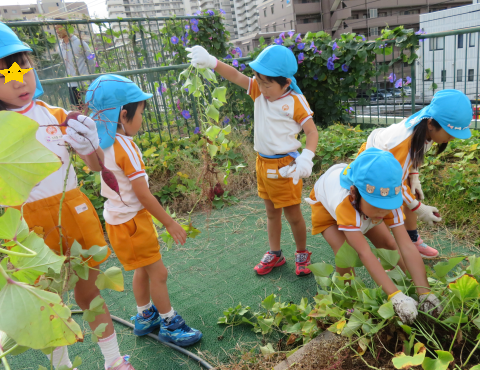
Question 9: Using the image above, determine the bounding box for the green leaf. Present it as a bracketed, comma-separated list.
[212, 87, 227, 103]
[467, 255, 480, 276]
[373, 249, 400, 270]
[95, 267, 124, 292]
[94, 323, 107, 338]
[335, 241, 363, 268]
[47, 34, 57, 44]
[212, 98, 223, 109]
[178, 69, 190, 81]
[207, 143, 218, 158]
[392, 343, 426, 369]
[448, 275, 480, 302]
[342, 309, 365, 337]
[83, 296, 106, 323]
[0, 330, 29, 356]
[205, 125, 222, 141]
[0, 281, 82, 349]
[309, 263, 334, 277]
[72, 356, 82, 368]
[433, 256, 465, 278]
[200, 68, 217, 83]
[0, 208, 29, 242]
[260, 343, 275, 358]
[378, 301, 395, 319]
[206, 105, 220, 123]
[262, 294, 275, 310]
[0, 112, 61, 206]
[10, 232, 66, 283]
[470, 365, 480, 370]
[442, 315, 468, 325]
[222, 125, 231, 135]
[86, 245, 109, 262]
[422, 350, 454, 370]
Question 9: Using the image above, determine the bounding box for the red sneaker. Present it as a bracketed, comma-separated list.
[254, 251, 286, 275]
[413, 237, 439, 259]
[295, 250, 312, 276]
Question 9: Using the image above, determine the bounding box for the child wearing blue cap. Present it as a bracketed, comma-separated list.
[305, 148, 442, 324]
[187, 45, 319, 276]
[356, 89, 473, 259]
[87, 74, 203, 348]
[0, 22, 133, 370]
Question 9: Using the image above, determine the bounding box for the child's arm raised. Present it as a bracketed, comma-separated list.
[187, 46, 250, 90]
[344, 231, 419, 324]
[131, 177, 187, 246]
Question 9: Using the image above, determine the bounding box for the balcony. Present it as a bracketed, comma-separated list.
[331, 7, 351, 31]
[329, 0, 341, 11]
[294, 2, 321, 15]
[348, 13, 420, 31]
[296, 21, 322, 33]
[107, 0, 124, 5]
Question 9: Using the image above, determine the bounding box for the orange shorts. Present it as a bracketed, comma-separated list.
[357, 142, 367, 157]
[308, 188, 337, 235]
[256, 154, 302, 209]
[105, 209, 161, 271]
[19, 188, 110, 268]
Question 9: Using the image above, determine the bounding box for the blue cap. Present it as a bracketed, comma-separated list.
[340, 148, 403, 210]
[86, 74, 153, 149]
[249, 45, 302, 94]
[405, 89, 472, 139]
[0, 22, 43, 99]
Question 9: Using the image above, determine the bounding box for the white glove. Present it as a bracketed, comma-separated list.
[63, 115, 99, 156]
[186, 46, 217, 69]
[410, 201, 442, 226]
[279, 164, 296, 179]
[292, 149, 314, 185]
[390, 291, 418, 324]
[419, 293, 443, 317]
[409, 171, 424, 200]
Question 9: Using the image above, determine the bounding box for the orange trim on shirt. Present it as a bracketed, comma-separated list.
[127, 170, 145, 179]
[35, 100, 68, 126]
[16, 101, 34, 114]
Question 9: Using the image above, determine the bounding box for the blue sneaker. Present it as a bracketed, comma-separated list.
[131, 305, 161, 336]
[158, 313, 203, 347]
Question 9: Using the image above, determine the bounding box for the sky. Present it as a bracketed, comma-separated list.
[5, 0, 110, 19]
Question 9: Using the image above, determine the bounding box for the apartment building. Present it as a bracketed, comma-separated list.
[1, 1, 89, 23]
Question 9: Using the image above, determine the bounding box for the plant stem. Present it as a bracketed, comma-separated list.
[449, 302, 463, 353]
[0, 346, 11, 370]
[0, 344, 19, 359]
[463, 338, 480, 368]
[0, 263, 11, 282]
[58, 152, 74, 256]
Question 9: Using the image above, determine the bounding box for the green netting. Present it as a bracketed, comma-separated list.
[3, 193, 474, 370]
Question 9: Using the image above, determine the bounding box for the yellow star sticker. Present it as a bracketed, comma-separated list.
[0, 62, 33, 84]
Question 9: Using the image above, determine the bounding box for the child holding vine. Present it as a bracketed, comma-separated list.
[0, 22, 133, 370]
[187, 45, 319, 276]
[87, 74, 203, 347]
[356, 89, 473, 258]
[306, 148, 442, 324]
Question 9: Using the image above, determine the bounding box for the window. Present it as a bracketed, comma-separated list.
[369, 27, 378, 36]
[3, 9, 7, 13]
[263, 9, 266, 17]
[265, 25, 269, 32]
[429, 37, 444, 50]
[469, 33, 476, 47]
[458, 34, 463, 48]
[247, 45, 250, 51]
[468, 69, 475, 81]
[271, 5, 274, 14]
[273, 24, 276, 31]
[441, 70, 446, 82]
[56, 2, 59, 6]
[369, 8, 377, 18]
[457, 69, 463, 82]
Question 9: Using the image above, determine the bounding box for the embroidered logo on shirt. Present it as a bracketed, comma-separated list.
[46, 126, 58, 135]
[366, 184, 375, 193]
[46, 125, 62, 142]
[75, 203, 88, 214]
[380, 188, 390, 196]
[282, 104, 289, 111]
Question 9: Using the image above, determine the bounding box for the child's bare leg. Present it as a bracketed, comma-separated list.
[365, 223, 407, 272]
[404, 204, 418, 230]
[132, 267, 150, 307]
[143, 259, 171, 314]
[322, 225, 354, 276]
[264, 199, 282, 252]
[283, 204, 307, 252]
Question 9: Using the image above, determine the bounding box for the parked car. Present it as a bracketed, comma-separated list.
[402, 86, 412, 95]
[387, 88, 403, 98]
[356, 92, 378, 102]
[377, 89, 393, 99]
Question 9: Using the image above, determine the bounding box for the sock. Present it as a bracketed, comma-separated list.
[98, 331, 121, 368]
[137, 301, 152, 314]
[269, 250, 282, 257]
[407, 229, 419, 242]
[46, 346, 72, 369]
[159, 307, 176, 324]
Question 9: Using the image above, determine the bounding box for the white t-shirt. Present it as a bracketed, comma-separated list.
[10, 100, 77, 203]
[247, 77, 313, 156]
[101, 134, 148, 225]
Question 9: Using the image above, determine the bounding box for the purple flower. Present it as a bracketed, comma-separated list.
[288, 31, 295, 38]
[182, 110, 191, 119]
[388, 73, 396, 83]
[332, 41, 338, 50]
[184, 88, 189, 92]
[279, 32, 285, 40]
[87, 53, 95, 60]
[240, 63, 246, 71]
[332, 54, 339, 61]
[405, 76, 412, 85]
[297, 52, 305, 64]
[194, 127, 200, 134]
[310, 41, 317, 53]
[192, 24, 199, 33]
[317, 49, 322, 54]
[190, 18, 199, 25]
[194, 10, 201, 15]
[415, 29, 426, 35]
[297, 43, 305, 50]
[171, 36, 179, 44]
[185, 25, 190, 30]
[225, 54, 232, 60]
[95, 62, 99, 67]
[395, 79, 403, 88]
[288, 45, 294, 50]
[223, 116, 230, 124]
[359, 35, 366, 41]
[327, 57, 335, 70]
[295, 33, 302, 42]
[341, 64, 349, 72]
[207, 10, 214, 16]
[219, 9, 226, 14]
[313, 75, 318, 80]
[274, 37, 282, 45]
[235, 47, 243, 57]
[346, 107, 354, 113]
[233, 59, 239, 67]
[157, 83, 167, 95]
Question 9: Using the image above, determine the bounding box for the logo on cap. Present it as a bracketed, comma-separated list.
[380, 188, 390, 196]
[366, 184, 375, 193]
[395, 186, 401, 195]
